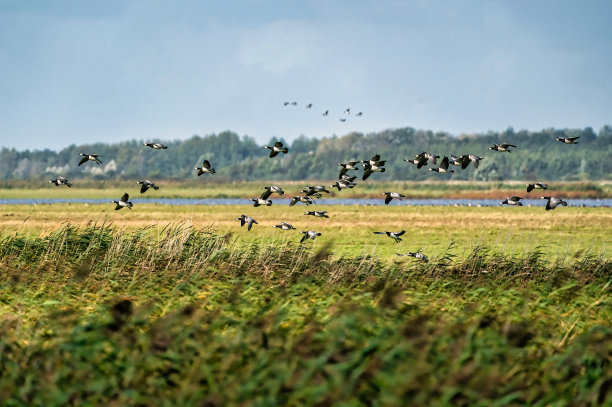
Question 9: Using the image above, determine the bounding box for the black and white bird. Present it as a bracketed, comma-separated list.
[468, 154, 484, 169]
[283, 102, 290, 106]
[78, 153, 102, 166]
[49, 176, 72, 187]
[489, 143, 517, 153]
[289, 196, 316, 206]
[382, 192, 406, 205]
[330, 175, 357, 191]
[304, 211, 329, 218]
[260, 186, 285, 200]
[404, 154, 428, 169]
[526, 182, 548, 193]
[556, 136, 580, 144]
[338, 161, 360, 178]
[274, 222, 295, 230]
[344, 108, 350, 115]
[300, 230, 321, 243]
[397, 252, 429, 262]
[429, 157, 454, 173]
[373, 230, 405, 243]
[291, 101, 297, 106]
[339, 118, 347, 122]
[143, 143, 168, 149]
[306, 103, 313, 109]
[356, 112, 363, 117]
[194, 160, 215, 175]
[500, 196, 523, 206]
[265, 141, 289, 158]
[236, 214, 258, 231]
[542, 196, 568, 211]
[251, 198, 272, 207]
[112, 193, 133, 210]
[137, 180, 159, 194]
[322, 110, 329, 116]
[302, 185, 330, 197]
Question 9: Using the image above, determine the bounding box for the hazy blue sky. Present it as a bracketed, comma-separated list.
[1, 0, 610, 150]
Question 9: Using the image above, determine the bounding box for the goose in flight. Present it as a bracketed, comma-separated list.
[339, 118, 347, 122]
[289, 196, 315, 206]
[356, 112, 363, 117]
[78, 153, 102, 166]
[489, 143, 516, 152]
[283, 102, 289, 106]
[137, 180, 159, 194]
[330, 176, 357, 191]
[194, 160, 215, 175]
[556, 136, 580, 144]
[49, 176, 72, 187]
[302, 185, 330, 197]
[300, 230, 321, 243]
[260, 186, 284, 200]
[306, 103, 313, 109]
[404, 154, 428, 169]
[322, 110, 329, 116]
[274, 222, 295, 230]
[338, 161, 359, 178]
[112, 193, 133, 210]
[344, 108, 350, 115]
[397, 251, 429, 262]
[251, 198, 272, 207]
[265, 141, 289, 158]
[291, 101, 297, 106]
[429, 156, 454, 173]
[382, 192, 406, 205]
[362, 163, 385, 181]
[423, 152, 440, 165]
[542, 196, 568, 211]
[526, 182, 548, 193]
[373, 230, 405, 243]
[304, 211, 329, 218]
[236, 214, 258, 231]
[500, 196, 523, 206]
[468, 154, 484, 168]
[143, 143, 167, 149]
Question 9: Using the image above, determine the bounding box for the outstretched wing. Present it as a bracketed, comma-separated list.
[260, 189, 272, 200]
[440, 157, 449, 170]
[274, 141, 284, 148]
[120, 193, 129, 202]
[526, 184, 534, 193]
[78, 156, 88, 166]
[384, 195, 392, 205]
[140, 184, 149, 194]
[397, 231, 406, 236]
[269, 150, 279, 158]
[510, 196, 522, 201]
[203, 160, 211, 169]
[299, 233, 308, 243]
[362, 169, 373, 181]
[289, 197, 298, 206]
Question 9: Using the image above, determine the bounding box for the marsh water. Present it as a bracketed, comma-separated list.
[1, 198, 611, 207]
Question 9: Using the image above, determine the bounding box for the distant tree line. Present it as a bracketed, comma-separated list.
[1, 126, 611, 181]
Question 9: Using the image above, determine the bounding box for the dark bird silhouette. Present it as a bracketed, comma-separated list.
[429, 156, 454, 173]
[78, 153, 102, 166]
[112, 193, 133, 210]
[382, 192, 405, 205]
[260, 186, 284, 200]
[274, 222, 295, 230]
[526, 182, 548, 193]
[137, 180, 159, 194]
[49, 176, 72, 187]
[300, 230, 321, 243]
[236, 214, 258, 231]
[194, 160, 215, 175]
[542, 196, 568, 211]
[304, 211, 329, 218]
[397, 251, 429, 262]
[373, 231, 405, 243]
[265, 141, 289, 158]
[556, 136, 580, 144]
[143, 143, 167, 149]
[489, 143, 516, 152]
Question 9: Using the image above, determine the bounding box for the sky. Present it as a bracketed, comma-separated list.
[0, 0, 611, 151]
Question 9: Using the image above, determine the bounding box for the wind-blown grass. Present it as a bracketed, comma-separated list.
[1, 223, 611, 405]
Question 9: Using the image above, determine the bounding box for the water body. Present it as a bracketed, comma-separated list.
[1, 198, 611, 207]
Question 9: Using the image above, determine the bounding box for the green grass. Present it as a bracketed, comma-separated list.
[0, 223, 611, 405]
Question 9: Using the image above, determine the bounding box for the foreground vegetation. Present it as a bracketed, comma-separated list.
[0, 223, 610, 405]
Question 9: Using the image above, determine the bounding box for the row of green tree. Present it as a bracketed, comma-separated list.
[1, 126, 611, 181]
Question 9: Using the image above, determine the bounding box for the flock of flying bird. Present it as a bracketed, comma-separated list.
[47, 127, 580, 259]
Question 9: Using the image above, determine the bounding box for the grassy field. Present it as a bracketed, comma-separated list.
[1, 203, 611, 260]
[1, 179, 612, 199]
[0, 220, 610, 405]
